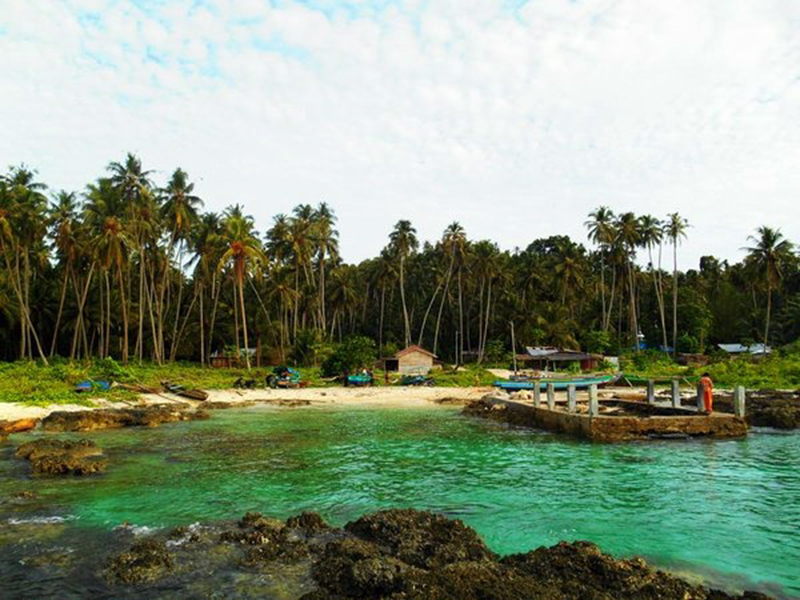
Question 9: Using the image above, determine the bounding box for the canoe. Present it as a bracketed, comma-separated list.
[162, 382, 209, 401]
[493, 373, 621, 391]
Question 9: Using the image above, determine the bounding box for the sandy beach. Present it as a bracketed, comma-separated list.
[0, 386, 493, 423]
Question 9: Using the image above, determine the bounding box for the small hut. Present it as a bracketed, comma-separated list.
[379, 345, 437, 374]
[516, 346, 602, 372]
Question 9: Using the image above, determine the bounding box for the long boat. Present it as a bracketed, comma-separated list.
[493, 373, 620, 391]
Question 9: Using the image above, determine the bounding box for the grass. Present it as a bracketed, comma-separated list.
[0, 359, 499, 406]
[619, 349, 800, 389]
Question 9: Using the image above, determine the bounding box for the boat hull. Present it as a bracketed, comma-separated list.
[493, 374, 619, 391]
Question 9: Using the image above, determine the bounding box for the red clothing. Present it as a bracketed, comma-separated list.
[700, 376, 713, 413]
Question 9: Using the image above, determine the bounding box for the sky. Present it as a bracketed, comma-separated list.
[1, 0, 798, 268]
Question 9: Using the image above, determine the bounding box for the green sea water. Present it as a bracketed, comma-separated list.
[0, 405, 798, 597]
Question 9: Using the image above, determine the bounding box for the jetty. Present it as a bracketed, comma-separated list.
[466, 382, 748, 442]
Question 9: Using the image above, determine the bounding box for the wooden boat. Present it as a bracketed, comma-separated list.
[162, 381, 209, 401]
[493, 373, 621, 391]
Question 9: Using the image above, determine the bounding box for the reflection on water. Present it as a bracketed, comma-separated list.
[0, 405, 798, 597]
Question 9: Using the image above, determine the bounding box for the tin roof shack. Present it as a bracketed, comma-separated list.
[517, 347, 602, 372]
[379, 345, 437, 374]
[718, 343, 772, 356]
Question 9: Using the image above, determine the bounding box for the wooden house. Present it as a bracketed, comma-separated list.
[379, 345, 437, 374]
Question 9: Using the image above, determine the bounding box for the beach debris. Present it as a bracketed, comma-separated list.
[15, 438, 107, 476]
[41, 405, 209, 432]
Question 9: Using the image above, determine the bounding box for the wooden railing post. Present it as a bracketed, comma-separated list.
[533, 382, 542, 407]
[696, 382, 706, 412]
[546, 383, 555, 410]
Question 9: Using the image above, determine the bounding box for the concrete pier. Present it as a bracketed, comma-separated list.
[466, 394, 748, 443]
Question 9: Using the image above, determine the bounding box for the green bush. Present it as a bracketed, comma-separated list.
[321, 336, 377, 377]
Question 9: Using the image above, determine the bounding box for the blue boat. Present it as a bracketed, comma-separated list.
[493, 374, 620, 391]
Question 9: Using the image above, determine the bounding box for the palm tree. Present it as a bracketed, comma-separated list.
[436, 222, 467, 357]
[639, 215, 667, 350]
[1, 166, 50, 363]
[744, 226, 794, 348]
[313, 203, 338, 334]
[615, 212, 641, 351]
[387, 220, 418, 347]
[49, 191, 80, 356]
[85, 178, 130, 362]
[664, 213, 689, 356]
[585, 207, 615, 330]
[160, 169, 203, 361]
[219, 210, 264, 369]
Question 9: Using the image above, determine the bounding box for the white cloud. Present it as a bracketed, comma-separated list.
[0, 0, 798, 266]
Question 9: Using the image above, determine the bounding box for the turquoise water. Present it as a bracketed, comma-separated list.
[1, 405, 798, 597]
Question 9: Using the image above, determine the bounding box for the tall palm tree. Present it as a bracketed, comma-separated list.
[85, 178, 130, 362]
[388, 220, 418, 347]
[664, 213, 689, 356]
[160, 168, 203, 361]
[49, 191, 80, 356]
[744, 226, 794, 348]
[639, 215, 667, 350]
[219, 211, 264, 369]
[313, 203, 338, 334]
[436, 222, 467, 357]
[1, 167, 50, 363]
[615, 212, 641, 351]
[585, 207, 615, 331]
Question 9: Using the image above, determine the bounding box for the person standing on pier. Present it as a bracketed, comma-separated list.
[700, 373, 714, 413]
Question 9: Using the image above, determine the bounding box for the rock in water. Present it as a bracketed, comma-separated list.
[344, 509, 495, 569]
[41, 405, 209, 432]
[15, 438, 107, 476]
[106, 539, 174, 584]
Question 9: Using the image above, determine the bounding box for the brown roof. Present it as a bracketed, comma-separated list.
[395, 345, 437, 359]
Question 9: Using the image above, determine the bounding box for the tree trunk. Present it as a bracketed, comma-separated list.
[50, 264, 70, 357]
[764, 277, 772, 348]
[118, 262, 129, 364]
[239, 273, 251, 370]
[399, 256, 411, 347]
[672, 242, 678, 357]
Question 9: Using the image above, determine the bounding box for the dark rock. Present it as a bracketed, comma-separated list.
[203, 400, 256, 410]
[41, 405, 209, 432]
[503, 540, 722, 599]
[15, 438, 107, 476]
[715, 391, 800, 429]
[311, 537, 417, 598]
[286, 512, 330, 534]
[106, 539, 174, 584]
[345, 509, 494, 569]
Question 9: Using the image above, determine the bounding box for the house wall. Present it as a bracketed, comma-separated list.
[398, 351, 434, 374]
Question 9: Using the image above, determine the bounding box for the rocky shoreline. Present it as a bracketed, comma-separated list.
[94, 508, 771, 598]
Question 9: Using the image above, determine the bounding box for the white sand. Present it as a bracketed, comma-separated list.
[0, 386, 492, 422]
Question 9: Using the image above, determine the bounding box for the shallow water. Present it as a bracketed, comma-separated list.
[1, 405, 798, 597]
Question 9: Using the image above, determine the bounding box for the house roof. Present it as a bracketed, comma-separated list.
[395, 345, 437, 359]
[718, 343, 772, 354]
[522, 347, 592, 361]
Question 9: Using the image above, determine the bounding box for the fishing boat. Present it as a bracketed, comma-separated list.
[493, 373, 621, 391]
[162, 381, 209, 401]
